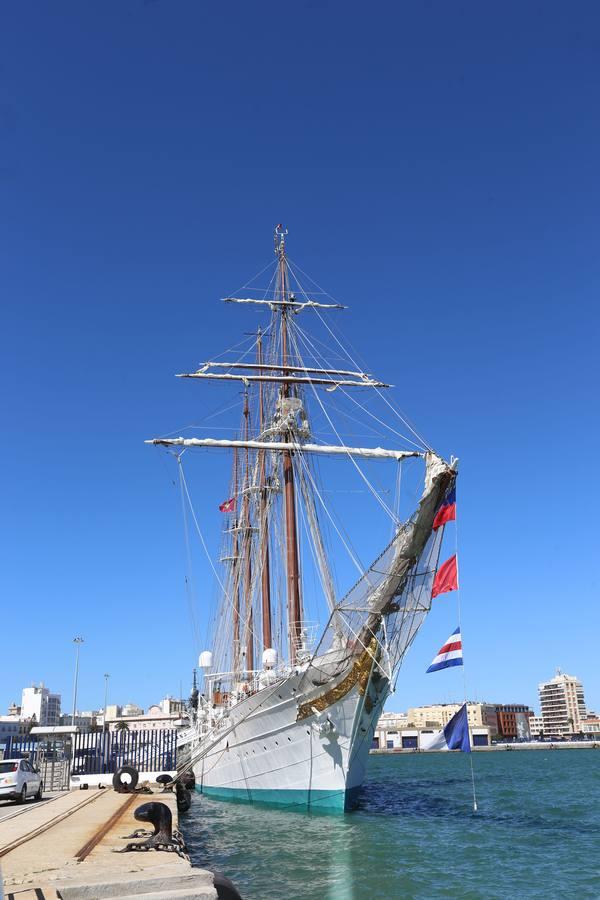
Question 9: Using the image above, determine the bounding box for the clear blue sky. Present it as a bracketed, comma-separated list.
[1, 2, 598, 717]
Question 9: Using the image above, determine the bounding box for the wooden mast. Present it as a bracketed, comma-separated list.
[232, 446, 240, 676]
[242, 390, 254, 673]
[276, 226, 302, 664]
[257, 329, 272, 652]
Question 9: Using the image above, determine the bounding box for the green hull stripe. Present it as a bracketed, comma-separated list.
[196, 783, 359, 812]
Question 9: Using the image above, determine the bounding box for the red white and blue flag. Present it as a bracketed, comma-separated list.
[426, 627, 463, 673]
[433, 486, 456, 531]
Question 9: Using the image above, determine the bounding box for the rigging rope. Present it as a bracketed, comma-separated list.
[454, 490, 478, 813]
[287, 316, 400, 525]
[177, 454, 201, 654]
[177, 456, 258, 653]
[286, 256, 432, 451]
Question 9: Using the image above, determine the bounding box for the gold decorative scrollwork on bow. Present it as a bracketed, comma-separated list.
[297, 637, 379, 721]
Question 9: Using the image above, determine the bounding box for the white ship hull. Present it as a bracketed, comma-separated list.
[191, 652, 389, 812]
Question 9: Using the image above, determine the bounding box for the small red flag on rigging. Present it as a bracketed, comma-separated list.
[432, 554, 458, 598]
[219, 498, 235, 513]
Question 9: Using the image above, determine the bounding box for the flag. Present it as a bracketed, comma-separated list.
[433, 486, 456, 531]
[420, 703, 471, 752]
[219, 498, 235, 513]
[426, 627, 463, 673]
[432, 554, 458, 598]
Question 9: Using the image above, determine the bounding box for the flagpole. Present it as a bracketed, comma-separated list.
[454, 502, 478, 813]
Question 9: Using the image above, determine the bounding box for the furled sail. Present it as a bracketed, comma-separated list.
[146, 436, 421, 461]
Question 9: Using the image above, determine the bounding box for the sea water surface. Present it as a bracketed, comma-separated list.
[182, 750, 599, 899]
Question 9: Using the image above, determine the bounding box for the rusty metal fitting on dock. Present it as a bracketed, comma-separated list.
[117, 801, 188, 859]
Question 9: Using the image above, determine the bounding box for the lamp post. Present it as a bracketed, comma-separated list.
[103, 673, 110, 732]
[71, 637, 84, 727]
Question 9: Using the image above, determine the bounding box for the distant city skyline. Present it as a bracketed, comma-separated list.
[3, 666, 596, 725]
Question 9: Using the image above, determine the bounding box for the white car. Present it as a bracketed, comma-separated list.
[0, 759, 43, 803]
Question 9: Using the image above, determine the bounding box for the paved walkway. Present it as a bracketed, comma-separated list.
[0, 788, 217, 899]
[0, 791, 65, 824]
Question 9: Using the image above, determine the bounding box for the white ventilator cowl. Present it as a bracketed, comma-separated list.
[262, 648, 277, 668]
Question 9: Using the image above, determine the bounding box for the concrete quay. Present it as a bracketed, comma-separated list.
[370, 739, 599, 754]
[0, 787, 218, 900]
[0, 792, 65, 825]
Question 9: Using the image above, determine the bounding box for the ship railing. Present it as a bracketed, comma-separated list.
[290, 621, 319, 660]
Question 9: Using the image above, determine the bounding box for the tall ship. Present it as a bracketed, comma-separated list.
[148, 226, 457, 812]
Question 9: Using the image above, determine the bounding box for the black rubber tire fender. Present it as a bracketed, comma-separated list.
[112, 765, 139, 793]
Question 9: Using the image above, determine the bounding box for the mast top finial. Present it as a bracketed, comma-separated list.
[274, 223, 288, 258]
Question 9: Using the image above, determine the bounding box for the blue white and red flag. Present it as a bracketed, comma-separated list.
[426, 627, 463, 673]
[433, 486, 456, 531]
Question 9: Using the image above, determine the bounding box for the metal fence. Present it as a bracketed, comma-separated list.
[1, 735, 42, 760]
[71, 729, 178, 776]
[1, 729, 178, 782]
[0, 737, 71, 790]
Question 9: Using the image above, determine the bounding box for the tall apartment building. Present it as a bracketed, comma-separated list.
[21, 684, 61, 726]
[538, 670, 586, 736]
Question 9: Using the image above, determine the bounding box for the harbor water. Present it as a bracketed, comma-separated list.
[182, 749, 599, 899]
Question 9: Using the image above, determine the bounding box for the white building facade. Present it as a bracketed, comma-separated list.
[21, 684, 61, 726]
[538, 671, 586, 736]
[374, 706, 492, 750]
[528, 715, 544, 737]
[0, 716, 30, 742]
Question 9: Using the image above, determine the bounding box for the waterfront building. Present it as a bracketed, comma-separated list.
[374, 711, 409, 749]
[494, 704, 532, 739]
[105, 712, 185, 732]
[528, 714, 544, 737]
[406, 703, 498, 733]
[160, 696, 186, 715]
[21, 684, 61, 727]
[580, 716, 600, 735]
[58, 710, 101, 729]
[374, 705, 492, 750]
[0, 716, 30, 742]
[538, 670, 586, 736]
[121, 703, 144, 717]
